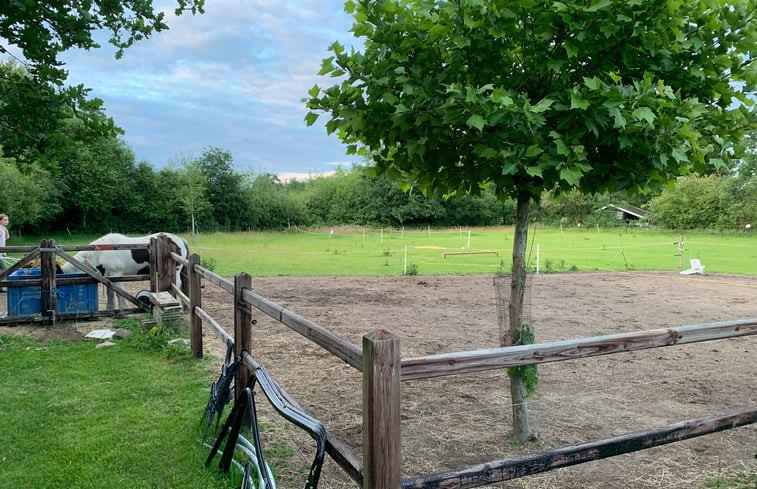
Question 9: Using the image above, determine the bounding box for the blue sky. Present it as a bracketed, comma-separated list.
[49, 1, 362, 179]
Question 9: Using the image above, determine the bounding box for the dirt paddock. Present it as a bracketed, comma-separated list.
[3, 271, 756, 488]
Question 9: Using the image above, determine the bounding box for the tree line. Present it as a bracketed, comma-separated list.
[1, 136, 755, 237]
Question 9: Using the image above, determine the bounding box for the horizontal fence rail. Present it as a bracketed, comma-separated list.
[191, 262, 363, 370]
[196, 306, 232, 345]
[400, 318, 757, 381]
[401, 405, 757, 488]
[241, 288, 363, 370]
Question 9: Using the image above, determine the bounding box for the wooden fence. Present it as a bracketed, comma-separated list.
[166, 248, 757, 488]
[0, 235, 179, 325]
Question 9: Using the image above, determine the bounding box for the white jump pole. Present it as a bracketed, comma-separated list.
[467, 230, 471, 249]
[536, 244, 540, 275]
[404, 245, 408, 275]
[380, 229, 383, 244]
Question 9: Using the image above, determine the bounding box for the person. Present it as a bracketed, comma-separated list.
[0, 214, 8, 291]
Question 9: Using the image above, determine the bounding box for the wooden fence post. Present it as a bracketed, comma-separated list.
[157, 234, 171, 292]
[40, 239, 57, 323]
[363, 329, 401, 489]
[189, 253, 202, 358]
[149, 237, 158, 292]
[234, 273, 253, 399]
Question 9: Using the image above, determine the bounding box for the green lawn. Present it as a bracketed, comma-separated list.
[183, 226, 757, 277]
[0, 322, 237, 489]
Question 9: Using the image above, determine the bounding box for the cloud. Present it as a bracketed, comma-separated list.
[49, 0, 362, 173]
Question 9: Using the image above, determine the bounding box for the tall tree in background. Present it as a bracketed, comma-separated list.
[195, 147, 249, 230]
[0, 1, 205, 167]
[59, 136, 135, 231]
[307, 0, 756, 441]
[176, 155, 212, 238]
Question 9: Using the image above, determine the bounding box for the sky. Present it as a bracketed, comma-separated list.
[19, 1, 363, 180]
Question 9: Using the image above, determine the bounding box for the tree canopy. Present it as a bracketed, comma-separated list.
[307, 0, 755, 201]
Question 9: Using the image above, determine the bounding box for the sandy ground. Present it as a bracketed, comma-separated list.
[2, 271, 755, 488]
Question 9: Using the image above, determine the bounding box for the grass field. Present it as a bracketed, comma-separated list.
[182, 226, 757, 277]
[8, 226, 756, 277]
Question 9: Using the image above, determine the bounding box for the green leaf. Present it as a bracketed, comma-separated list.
[671, 148, 688, 163]
[586, 0, 611, 12]
[466, 114, 486, 131]
[564, 41, 578, 58]
[560, 167, 583, 186]
[501, 162, 518, 175]
[531, 98, 554, 113]
[476, 84, 495, 94]
[582, 76, 601, 91]
[476, 146, 498, 158]
[553, 2, 569, 11]
[555, 139, 570, 156]
[307, 85, 320, 98]
[526, 166, 543, 177]
[304, 112, 319, 126]
[632, 107, 656, 125]
[608, 107, 626, 128]
[525, 145, 543, 157]
[318, 57, 335, 76]
[570, 93, 590, 110]
[492, 88, 514, 106]
[547, 59, 563, 73]
[383, 92, 399, 105]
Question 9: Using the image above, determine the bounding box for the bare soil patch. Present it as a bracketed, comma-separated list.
[2, 272, 755, 488]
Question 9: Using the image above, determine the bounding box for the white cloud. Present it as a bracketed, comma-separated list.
[42, 0, 362, 172]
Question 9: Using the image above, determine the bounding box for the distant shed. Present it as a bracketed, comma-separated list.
[601, 204, 649, 222]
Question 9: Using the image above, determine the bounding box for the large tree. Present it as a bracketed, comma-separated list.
[307, 0, 756, 441]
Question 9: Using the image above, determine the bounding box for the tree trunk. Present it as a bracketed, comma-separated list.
[507, 190, 539, 442]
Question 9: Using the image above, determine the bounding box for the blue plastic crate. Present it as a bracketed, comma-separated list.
[8, 268, 98, 316]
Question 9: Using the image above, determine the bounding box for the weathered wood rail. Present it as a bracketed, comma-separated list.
[402, 405, 757, 488]
[177, 250, 756, 488]
[401, 318, 757, 380]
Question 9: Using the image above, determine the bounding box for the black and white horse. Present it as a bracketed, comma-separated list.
[60, 232, 189, 310]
